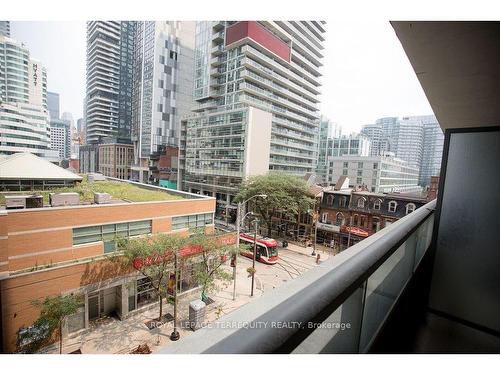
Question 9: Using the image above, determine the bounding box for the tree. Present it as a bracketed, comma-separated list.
[235, 172, 316, 236]
[19, 294, 81, 354]
[119, 233, 185, 322]
[185, 232, 237, 302]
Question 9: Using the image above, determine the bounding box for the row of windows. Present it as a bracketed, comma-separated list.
[172, 213, 213, 231]
[325, 194, 417, 214]
[72, 220, 152, 246]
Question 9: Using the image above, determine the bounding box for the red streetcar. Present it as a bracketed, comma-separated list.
[239, 233, 279, 264]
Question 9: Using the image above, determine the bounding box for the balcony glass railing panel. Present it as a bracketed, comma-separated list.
[291, 284, 366, 354]
[414, 214, 434, 269]
[358, 231, 417, 351]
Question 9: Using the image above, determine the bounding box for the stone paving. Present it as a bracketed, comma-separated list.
[42, 242, 330, 354]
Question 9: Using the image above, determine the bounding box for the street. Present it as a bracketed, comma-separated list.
[235, 243, 326, 293]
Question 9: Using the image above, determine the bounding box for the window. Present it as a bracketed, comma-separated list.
[172, 213, 213, 230]
[321, 213, 328, 223]
[358, 162, 363, 168]
[343, 162, 348, 168]
[373, 199, 382, 210]
[406, 203, 416, 215]
[388, 201, 398, 213]
[72, 220, 152, 246]
[336, 212, 344, 226]
[326, 195, 334, 206]
[343, 169, 348, 175]
[357, 197, 366, 208]
[340, 196, 347, 207]
[360, 216, 366, 228]
[373, 163, 378, 169]
[136, 277, 157, 308]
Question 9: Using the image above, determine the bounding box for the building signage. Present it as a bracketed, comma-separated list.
[132, 233, 237, 270]
[32, 63, 38, 86]
[340, 225, 370, 237]
[316, 222, 340, 233]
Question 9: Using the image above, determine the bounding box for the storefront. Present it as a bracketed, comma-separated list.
[316, 222, 340, 246]
[64, 263, 203, 337]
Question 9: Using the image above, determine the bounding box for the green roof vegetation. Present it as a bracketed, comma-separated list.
[0, 176, 184, 206]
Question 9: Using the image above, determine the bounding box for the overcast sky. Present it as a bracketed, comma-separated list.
[10, 20, 433, 133]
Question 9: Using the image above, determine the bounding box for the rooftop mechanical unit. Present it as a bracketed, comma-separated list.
[94, 192, 112, 204]
[5, 195, 43, 210]
[87, 173, 106, 183]
[49, 192, 80, 207]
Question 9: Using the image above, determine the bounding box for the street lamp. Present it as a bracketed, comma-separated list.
[170, 250, 180, 341]
[233, 194, 267, 301]
[308, 200, 318, 256]
[250, 218, 259, 297]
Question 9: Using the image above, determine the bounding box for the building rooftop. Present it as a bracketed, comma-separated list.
[0, 176, 189, 207]
[0, 153, 82, 181]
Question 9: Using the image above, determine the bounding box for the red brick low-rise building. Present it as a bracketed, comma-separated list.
[317, 188, 427, 250]
[0, 174, 220, 353]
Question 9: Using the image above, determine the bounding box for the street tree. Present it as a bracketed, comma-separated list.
[235, 172, 316, 236]
[185, 231, 237, 303]
[119, 233, 186, 322]
[19, 294, 81, 354]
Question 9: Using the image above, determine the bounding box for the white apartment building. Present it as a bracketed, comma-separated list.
[180, 21, 326, 213]
[361, 115, 443, 187]
[328, 153, 421, 193]
[420, 115, 444, 186]
[131, 21, 196, 183]
[0, 35, 59, 162]
[49, 118, 71, 160]
[361, 123, 385, 156]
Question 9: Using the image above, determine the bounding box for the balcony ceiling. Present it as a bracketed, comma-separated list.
[391, 21, 500, 131]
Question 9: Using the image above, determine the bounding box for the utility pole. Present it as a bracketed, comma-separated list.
[311, 199, 317, 256]
[170, 250, 180, 341]
[232, 202, 241, 301]
[251, 219, 258, 297]
[232, 195, 267, 301]
[347, 214, 353, 249]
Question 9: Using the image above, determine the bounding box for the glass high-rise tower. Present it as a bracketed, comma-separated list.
[0, 34, 59, 161]
[179, 21, 326, 214]
[84, 21, 136, 144]
[130, 21, 196, 183]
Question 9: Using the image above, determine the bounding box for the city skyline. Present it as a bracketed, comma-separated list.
[9, 20, 433, 133]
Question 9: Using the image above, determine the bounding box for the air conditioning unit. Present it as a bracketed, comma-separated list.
[49, 193, 80, 207]
[5, 195, 43, 210]
[94, 192, 111, 204]
[88, 173, 106, 183]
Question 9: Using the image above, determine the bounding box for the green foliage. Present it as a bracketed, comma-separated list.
[0, 175, 182, 205]
[235, 172, 315, 234]
[18, 294, 81, 353]
[119, 233, 186, 320]
[183, 233, 237, 302]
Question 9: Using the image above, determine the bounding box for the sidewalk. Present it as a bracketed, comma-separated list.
[40, 238, 332, 353]
[41, 260, 265, 354]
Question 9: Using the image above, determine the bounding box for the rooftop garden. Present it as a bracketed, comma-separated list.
[0, 176, 184, 205]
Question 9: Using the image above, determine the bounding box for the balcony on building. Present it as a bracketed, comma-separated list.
[159, 22, 500, 354]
